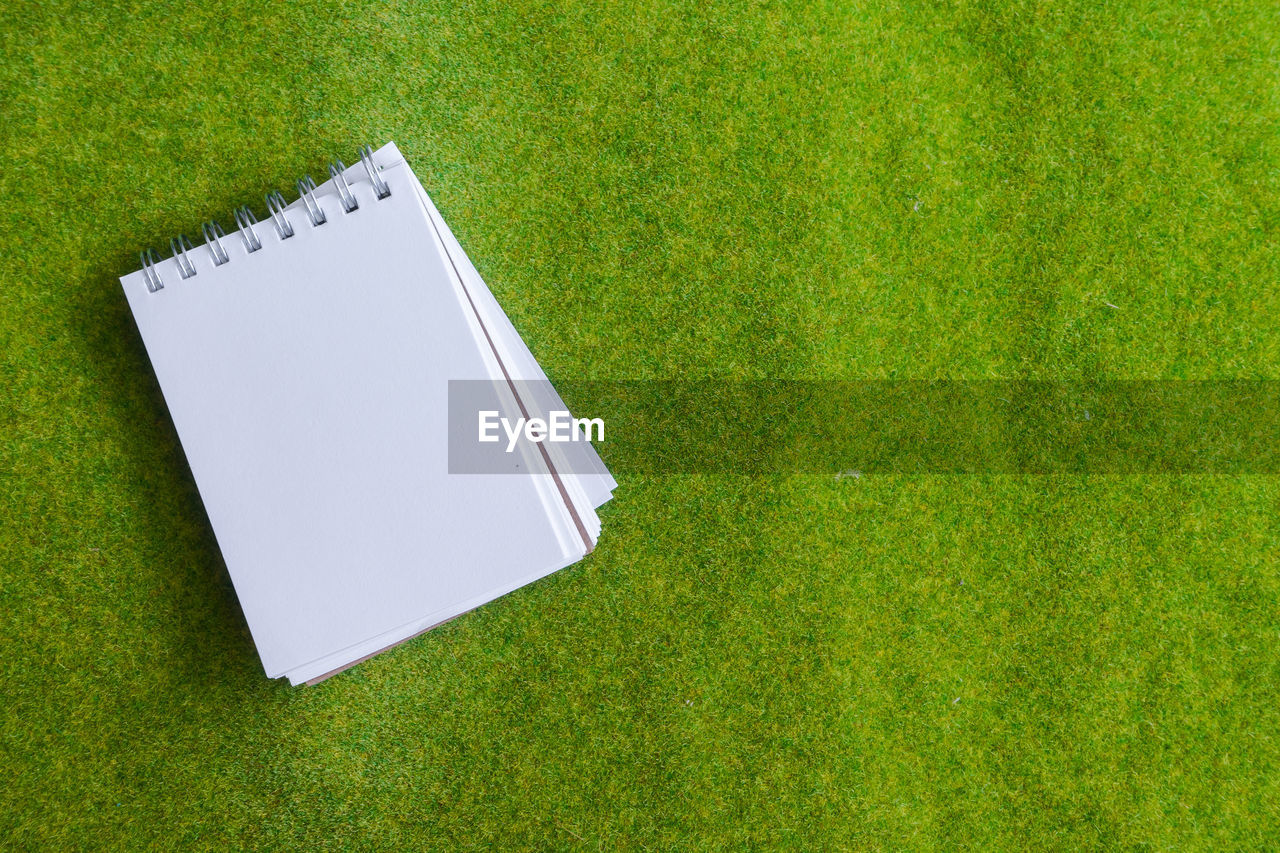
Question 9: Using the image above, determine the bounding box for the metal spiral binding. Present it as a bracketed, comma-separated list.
[140, 248, 164, 292]
[202, 221, 230, 266]
[171, 234, 197, 279]
[142, 146, 392, 292]
[329, 160, 359, 213]
[234, 206, 262, 252]
[265, 191, 295, 240]
[359, 145, 391, 199]
[297, 175, 327, 227]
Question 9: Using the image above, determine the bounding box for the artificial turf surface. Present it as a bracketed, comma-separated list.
[2, 0, 1278, 847]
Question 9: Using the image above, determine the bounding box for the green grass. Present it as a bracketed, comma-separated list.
[2, 0, 1279, 847]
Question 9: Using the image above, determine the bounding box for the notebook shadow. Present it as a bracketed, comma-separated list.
[71, 259, 272, 693]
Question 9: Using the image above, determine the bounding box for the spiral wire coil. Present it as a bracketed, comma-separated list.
[139, 146, 392, 291]
[202, 221, 230, 266]
[171, 234, 197, 279]
[296, 175, 327, 227]
[234, 206, 262, 253]
[329, 160, 359, 213]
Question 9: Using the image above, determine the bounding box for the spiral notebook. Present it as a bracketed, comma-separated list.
[121, 143, 612, 684]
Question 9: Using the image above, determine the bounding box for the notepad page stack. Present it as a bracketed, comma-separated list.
[120, 143, 613, 684]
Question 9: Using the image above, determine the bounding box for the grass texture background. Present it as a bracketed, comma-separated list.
[2, 0, 1278, 847]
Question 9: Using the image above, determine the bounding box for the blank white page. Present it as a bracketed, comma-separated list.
[120, 147, 583, 679]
